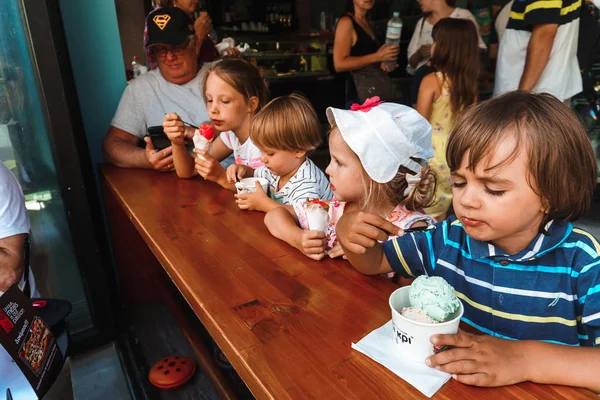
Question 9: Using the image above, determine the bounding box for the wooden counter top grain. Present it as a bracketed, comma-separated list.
[100, 164, 597, 400]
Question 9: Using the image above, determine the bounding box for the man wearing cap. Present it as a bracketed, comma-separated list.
[103, 7, 210, 171]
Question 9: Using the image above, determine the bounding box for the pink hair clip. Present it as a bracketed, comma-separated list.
[350, 96, 383, 112]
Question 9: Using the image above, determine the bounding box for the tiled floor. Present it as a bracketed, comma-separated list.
[69, 343, 131, 400]
[43, 360, 73, 400]
[43, 342, 132, 400]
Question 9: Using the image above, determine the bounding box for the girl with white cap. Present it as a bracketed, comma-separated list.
[265, 97, 437, 262]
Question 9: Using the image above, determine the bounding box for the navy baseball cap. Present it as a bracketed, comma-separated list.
[146, 7, 194, 47]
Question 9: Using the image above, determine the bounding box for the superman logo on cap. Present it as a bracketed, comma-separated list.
[153, 14, 171, 30]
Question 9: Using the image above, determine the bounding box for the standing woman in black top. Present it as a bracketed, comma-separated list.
[333, 0, 399, 106]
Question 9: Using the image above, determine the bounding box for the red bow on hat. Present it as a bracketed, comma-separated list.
[350, 96, 383, 112]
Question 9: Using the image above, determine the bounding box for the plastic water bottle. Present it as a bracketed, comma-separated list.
[384, 12, 402, 69]
[132, 56, 141, 78]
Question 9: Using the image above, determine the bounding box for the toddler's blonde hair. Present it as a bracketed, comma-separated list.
[251, 94, 323, 152]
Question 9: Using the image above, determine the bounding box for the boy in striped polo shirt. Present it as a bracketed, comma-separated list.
[337, 92, 600, 391]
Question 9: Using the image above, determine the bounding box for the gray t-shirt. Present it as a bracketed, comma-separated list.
[111, 66, 210, 139]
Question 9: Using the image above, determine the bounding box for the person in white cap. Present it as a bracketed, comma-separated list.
[265, 97, 437, 264]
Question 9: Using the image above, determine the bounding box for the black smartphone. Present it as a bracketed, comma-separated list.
[146, 126, 171, 150]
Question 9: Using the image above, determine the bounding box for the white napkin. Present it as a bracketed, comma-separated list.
[352, 320, 451, 398]
[214, 37, 251, 55]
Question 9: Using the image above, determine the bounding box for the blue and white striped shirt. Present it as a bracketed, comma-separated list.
[383, 217, 600, 347]
[254, 158, 333, 204]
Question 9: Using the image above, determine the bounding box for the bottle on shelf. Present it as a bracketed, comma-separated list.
[132, 56, 141, 78]
[384, 12, 402, 70]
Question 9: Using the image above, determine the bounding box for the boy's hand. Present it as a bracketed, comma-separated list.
[426, 333, 528, 387]
[336, 210, 401, 255]
[194, 149, 226, 183]
[296, 230, 327, 260]
[226, 164, 247, 183]
[235, 182, 268, 211]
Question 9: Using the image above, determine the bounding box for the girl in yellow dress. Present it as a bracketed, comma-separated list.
[416, 18, 480, 220]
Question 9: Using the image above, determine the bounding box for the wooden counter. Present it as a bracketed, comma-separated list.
[100, 164, 596, 400]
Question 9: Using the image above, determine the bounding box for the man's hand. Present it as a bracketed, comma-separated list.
[336, 210, 400, 255]
[235, 182, 269, 211]
[144, 137, 174, 172]
[163, 112, 186, 146]
[226, 164, 248, 183]
[194, 149, 226, 183]
[0, 234, 27, 293]
[426, 333, 529, 387]
[418, 44, 432, 59]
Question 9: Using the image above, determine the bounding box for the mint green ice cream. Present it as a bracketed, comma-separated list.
[409, 276, 461, 322]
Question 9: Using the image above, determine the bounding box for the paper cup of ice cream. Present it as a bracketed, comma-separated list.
[193, 124, 216, 160]
[305, 199, 329, 233]
[389, 276, 463, 363]
[235, 178, 269, 194]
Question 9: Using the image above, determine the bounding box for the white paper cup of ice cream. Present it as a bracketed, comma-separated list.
[193, 135, 211, 161]
[235, 177, 269, 194]
[389, 286, 463, 363]
[306, 207, 329, 233]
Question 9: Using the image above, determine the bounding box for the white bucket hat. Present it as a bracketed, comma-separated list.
[326, 97, 434, 184]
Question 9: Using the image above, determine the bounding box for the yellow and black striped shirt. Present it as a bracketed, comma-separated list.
[507, 0, 581, 31]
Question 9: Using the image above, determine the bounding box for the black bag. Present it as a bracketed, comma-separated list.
[351, 63, 395, 103]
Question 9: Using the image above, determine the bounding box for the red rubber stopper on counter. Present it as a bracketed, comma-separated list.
[148, 355, 196, 389]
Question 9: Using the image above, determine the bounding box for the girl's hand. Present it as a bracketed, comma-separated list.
[327, 241, 347, 259]
[337, 210, 401, 255]
[235, 182, 268, 211]
[296, 230, 327, 261]
[194, 149, 226, 184]
[418, 44, 432, 59]
[163, 113, 186, 146]
[226, 164, 247, 183]
[426, 333, 529, 387]
[380, 62, 398, 73]
[375, 44, 400, 62]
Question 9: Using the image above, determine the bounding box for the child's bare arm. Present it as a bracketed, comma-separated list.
[336, 210, 399, 275]
[415, 72, 438, 120]
[427, 333, 600, 392]
[171, 144, 196, 178]
[163, 113, 196, 177]
[264, 206, 327, 260]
